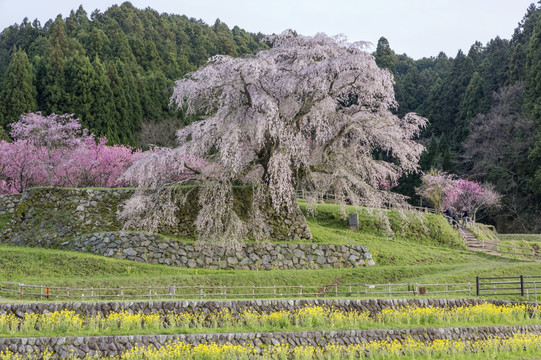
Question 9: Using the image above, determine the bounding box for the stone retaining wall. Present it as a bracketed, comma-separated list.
[1, 187, 312, 245]
[0, 193, 21, 216]
[1, 230, 374, 270]
[1, 325, 540, 359]
[78, 232, 374, 269]
[0, 298, 521, 318]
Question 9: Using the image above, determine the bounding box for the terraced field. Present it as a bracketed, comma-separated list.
[1, 201, 541, 358]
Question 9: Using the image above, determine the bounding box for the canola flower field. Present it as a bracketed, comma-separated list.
[1, 303, 541, 359]
[2, 333, 541, 359]
[0, 303, 539, 337]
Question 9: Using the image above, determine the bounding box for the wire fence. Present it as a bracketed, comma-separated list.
[295, 190, 435, 213]
[2, 277, 540, 302]
[476, 240, 541, 261]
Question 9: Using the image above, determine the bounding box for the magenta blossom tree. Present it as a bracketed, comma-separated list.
[0, 113, 139, 193]
[121, 31, 427, 242]
[417, 170, 501, 220]
[10, 112, 90, 186]
[0, 139, 45, 193]
[444, 179, 501, 220]
[57, 137, 142, 188]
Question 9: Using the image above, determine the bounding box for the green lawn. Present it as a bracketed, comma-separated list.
[1, 202, 540, 302]
[500, 234, 541, 242]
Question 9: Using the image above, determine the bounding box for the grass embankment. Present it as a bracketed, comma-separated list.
[0, 213, 11, 230]
[471, 223, 500, 242]
[0, 202, 540, 302]
[501, 234, 541, 242]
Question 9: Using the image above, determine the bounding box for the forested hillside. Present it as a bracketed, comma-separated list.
[1, 2, 541, 232]
[376, 4, 541, 233]
[0, 2, 265, 145]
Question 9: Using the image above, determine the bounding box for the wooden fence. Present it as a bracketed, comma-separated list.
[476, 275, 541, 297]
[470, 238, 541, 261]
[1, 278, 539, 302]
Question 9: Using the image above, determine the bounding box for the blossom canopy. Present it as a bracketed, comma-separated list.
[122, 31, 428, 241]
[168, 30, 427, 209]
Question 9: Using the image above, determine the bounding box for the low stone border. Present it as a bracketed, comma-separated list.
[7, 231, 374, 270]
[1, 325, 540, 359]
[0, 194, 21, 216]
[79, 232, 373, 269]
[0, 298, 523, 318]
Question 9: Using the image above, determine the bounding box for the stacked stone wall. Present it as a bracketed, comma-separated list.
[0, 194, 21, 216]
[1, 187, 311, 244]
[1, 325, 540, 359]
[0, 188, 374, 270]
[0, 298, 524, 318]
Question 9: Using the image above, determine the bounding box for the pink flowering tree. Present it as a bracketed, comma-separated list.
[10, 112, 90, 186]
[415, 170, 454, 213]
[57, 137, 141, 188]
[0, 139, 45, 193]
[444, 179, 501, 221]
[417, 171, 501, 220]
[0, 113, 138, 193]
[121, 31, 427, 242]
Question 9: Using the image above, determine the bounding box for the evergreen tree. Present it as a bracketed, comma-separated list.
[0, 125, 9, 141]
[526, 12, 541, 194]
[509, 4, 540, 82]
[0, 48, 37, 127]
[91, 56, 118, 142]
[525, 13, 541, 122]
[106, 60, 132, 144]
[65, 53, 99, 131]
[40, 42, 69, 114]
[419, 134, 439, 170]
[437, 133, 453, 171]
[374, 37, 396, 74]
[460, 71, 485, 119]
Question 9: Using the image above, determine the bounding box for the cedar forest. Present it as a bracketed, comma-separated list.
[0, 2, 541, 233]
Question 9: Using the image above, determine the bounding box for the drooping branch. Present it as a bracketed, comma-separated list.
[122, 30, 427, 243]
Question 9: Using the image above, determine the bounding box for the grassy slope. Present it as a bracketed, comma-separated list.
[0, 203, 540, 301]
[500, 234, 541, 242]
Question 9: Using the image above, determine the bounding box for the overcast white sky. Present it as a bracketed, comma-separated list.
[0, 0, 535, 59]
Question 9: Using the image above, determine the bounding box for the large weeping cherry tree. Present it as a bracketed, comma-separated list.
[120, 30, 427, 243]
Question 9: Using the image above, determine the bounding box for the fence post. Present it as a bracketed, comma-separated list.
[300, 285, 303, 297]
[224, 285, 227, 299]
[520, 275, 524, 297]
[274, 284, 276, 298]
[335, 284, 338, 297]
[476, 277, 480, 296]
[199, 285, 203, 299]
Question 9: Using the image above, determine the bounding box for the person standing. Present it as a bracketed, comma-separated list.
[461, 209, 469, 229]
